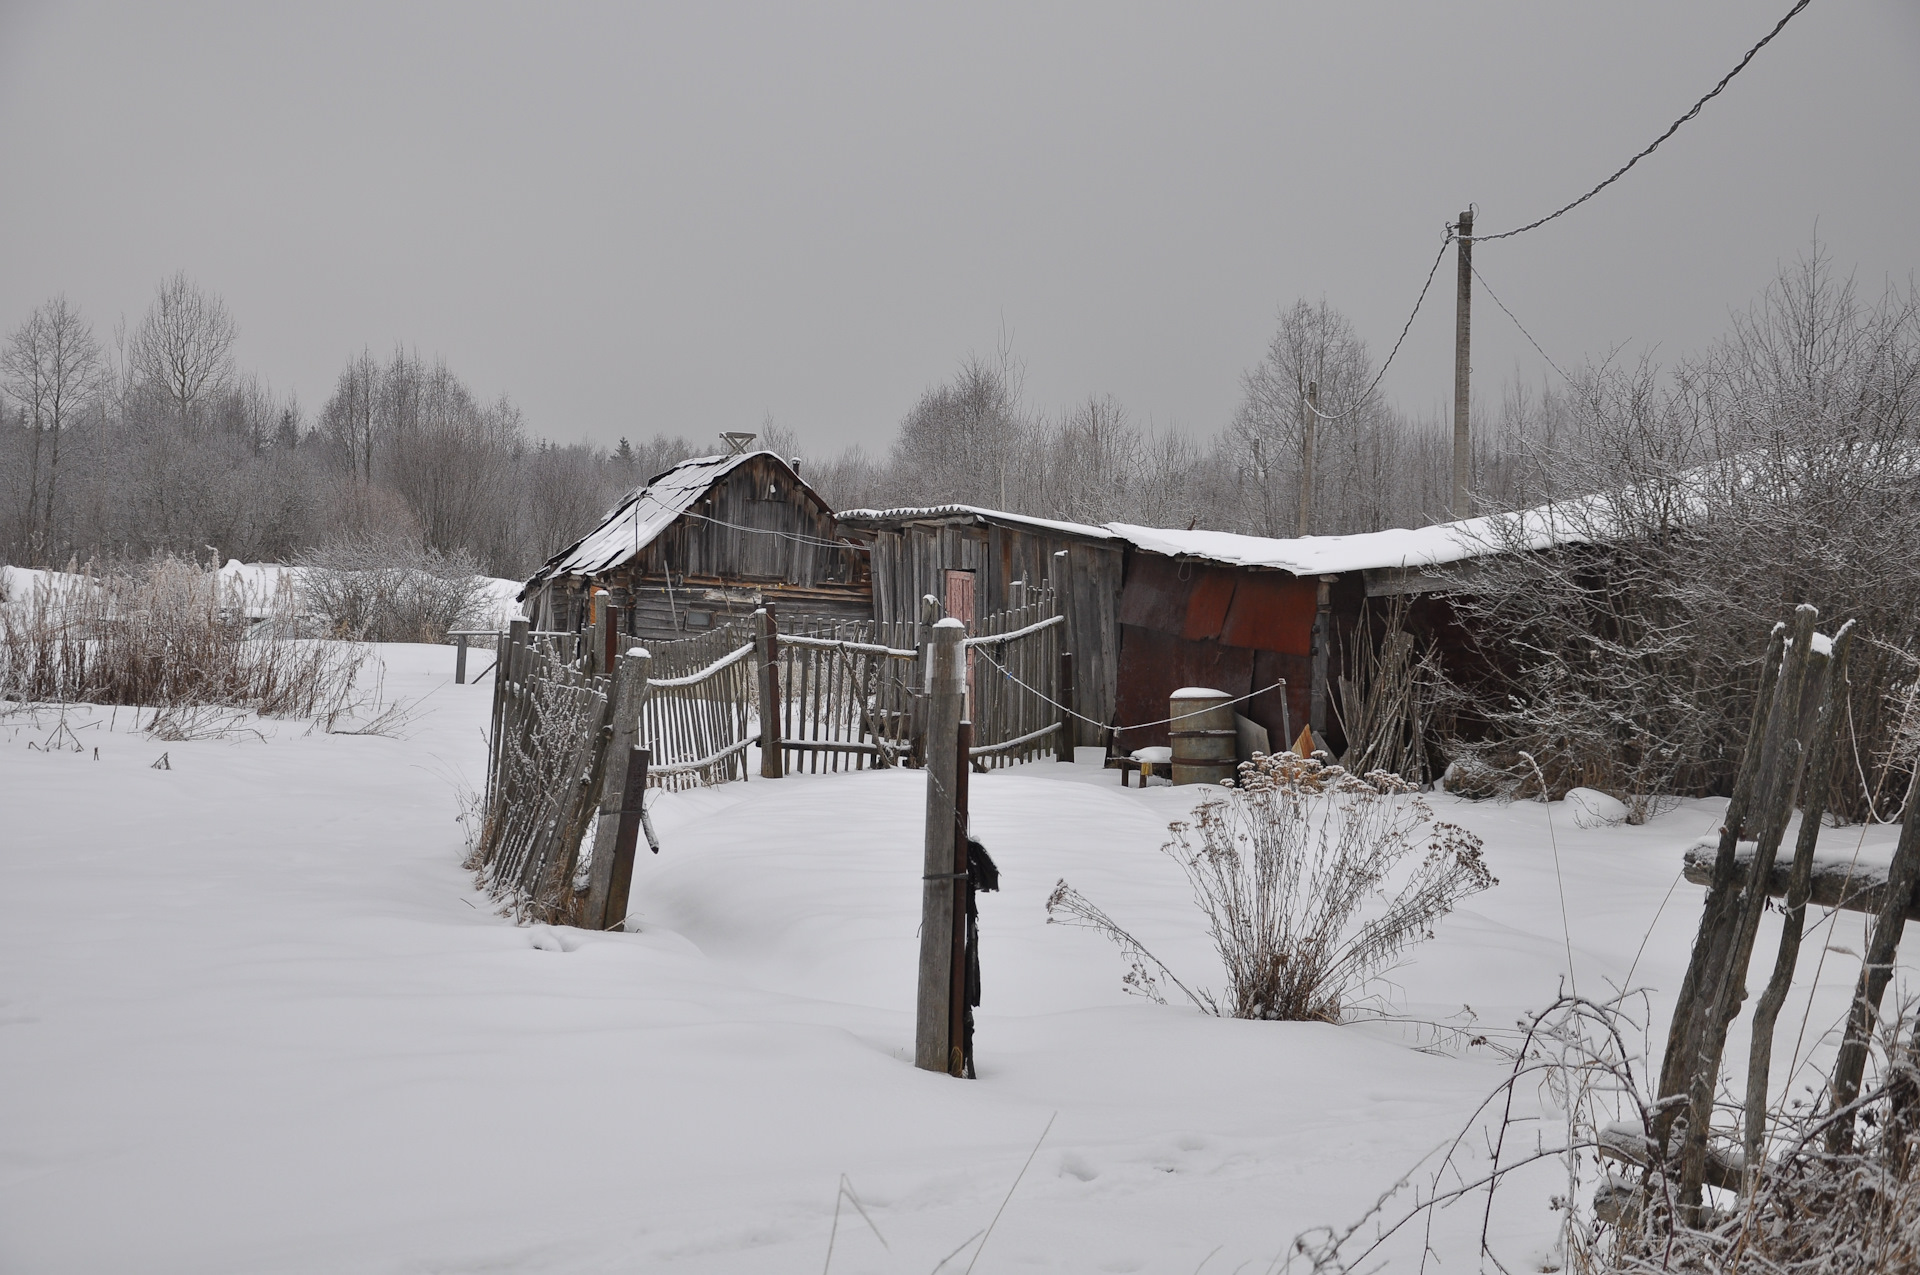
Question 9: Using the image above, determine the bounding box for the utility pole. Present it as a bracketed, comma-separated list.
[1297, 379, 1317, 537]
[1451, 208, 1473, 517]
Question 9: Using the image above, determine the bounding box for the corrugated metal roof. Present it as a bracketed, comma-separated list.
[1106, 495, 1607, 575]
[836, 503, 1119, 542]
[519, 452, 784, 598]
[837, 497, 1596, 577]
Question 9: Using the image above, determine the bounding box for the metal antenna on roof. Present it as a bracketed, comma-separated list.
[720, 431, 756, 455]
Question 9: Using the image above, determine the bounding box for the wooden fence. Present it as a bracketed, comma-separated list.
[471, 590, 1072, 922]
[473, 619, 615, 923]
[1628, 606, 1920, 1219]
[641, 620, 758, 791]
[775, 617, 919, 772]
[963, 583, 1070, 767]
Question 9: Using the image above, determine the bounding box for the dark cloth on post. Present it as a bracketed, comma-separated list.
[962, 837, 999, 1078]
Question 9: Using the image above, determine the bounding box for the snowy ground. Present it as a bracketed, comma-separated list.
[2, 643, 1912, 1274]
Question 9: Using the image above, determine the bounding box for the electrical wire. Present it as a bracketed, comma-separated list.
[1468, 261, 1574, 386]
[1474, 0, 1814, 242]
[678, 509, 859, 552]
[1301, 226, 1457, 424]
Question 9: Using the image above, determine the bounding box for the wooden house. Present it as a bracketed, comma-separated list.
[519, 451, 871, 643]
[832, 505, 1126, 749]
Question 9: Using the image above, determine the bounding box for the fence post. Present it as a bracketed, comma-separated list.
[588, 589, 609, 676]
[1057, 650, 1075, 762]
[916, 619, 966, 1073]
[489, 618, 529, 797]
[755, 606, 784, 778]
[603, 602, 621, 674]
[948, 718, 972, 1075]
[584, 646, 651, 930]
[456, 633, 469, 684]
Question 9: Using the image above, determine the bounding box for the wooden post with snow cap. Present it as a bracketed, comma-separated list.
[916, 618, 966, 1073]
[583, 645, 651, 931]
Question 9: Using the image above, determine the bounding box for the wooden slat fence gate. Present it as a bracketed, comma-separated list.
[776, 617, 919, 772]
[962, 583, 1070, 767]
[640, 619, 758, 791]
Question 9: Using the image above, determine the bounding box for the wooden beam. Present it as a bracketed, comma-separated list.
[1681, 845, 1920, 921]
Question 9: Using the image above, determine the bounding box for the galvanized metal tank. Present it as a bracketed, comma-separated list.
[1168, 687, 1237, 785]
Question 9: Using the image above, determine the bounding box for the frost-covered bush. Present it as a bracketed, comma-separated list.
[0, 555, 354, 715]
[1049, 752, 1495, 1022]
[296, 536, 489, 643]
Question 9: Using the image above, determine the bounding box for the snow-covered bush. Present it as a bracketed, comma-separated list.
[1049, 752, 1494, 1022]
[0, 555, 354, 715]
[296, 536, 490, 643]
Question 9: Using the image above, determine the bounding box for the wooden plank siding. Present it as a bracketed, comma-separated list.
[524, 454, 873, 646]
[842, 512, 1122, 750]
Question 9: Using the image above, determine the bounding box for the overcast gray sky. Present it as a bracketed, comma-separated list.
[2, 1, 1915, 456]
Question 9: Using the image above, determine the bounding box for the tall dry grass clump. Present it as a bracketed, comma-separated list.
[0, 557, 355, 715]
[1049, 752, 1495, 1021]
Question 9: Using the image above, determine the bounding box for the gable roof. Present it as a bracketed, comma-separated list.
[520, 451, 830, 598]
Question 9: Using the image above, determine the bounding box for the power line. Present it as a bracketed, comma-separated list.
[1468, 261, 1573, 386]
[1475, 0, 1814, 242]
[1307, 225, 1457, 423]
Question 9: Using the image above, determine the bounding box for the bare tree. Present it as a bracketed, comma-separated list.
[2, 295, 103, 561]
[1229, 299, 1386, 536]
[128, 272, 237, 424]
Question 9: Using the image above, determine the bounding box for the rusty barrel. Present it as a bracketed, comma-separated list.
[1168, 687, 1236, 785]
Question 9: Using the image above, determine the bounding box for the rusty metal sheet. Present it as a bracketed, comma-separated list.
[1112, 624, 1254, 752]
[1182, 569, 1237, 641]
[1221, 573, 1317, 655]
[1116, 552, 1190, 631]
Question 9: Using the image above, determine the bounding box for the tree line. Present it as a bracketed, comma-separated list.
[4, 271, 1580, 581]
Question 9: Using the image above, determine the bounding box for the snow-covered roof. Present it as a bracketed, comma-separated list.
[522, 452, 817, 598]
[836, 503, 1119, 542]
[1106, 500, 1602, 576]
[836, 496, 1601, 578]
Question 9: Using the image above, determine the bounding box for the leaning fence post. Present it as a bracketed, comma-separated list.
[1827, 753, 1920, 1153]
[584, 646, 651, 930]
[1056, 650, 1075, 762]
[489, 618, 529, 797]
[755, 607, 784, 778]
[916, 619, 966, 1073]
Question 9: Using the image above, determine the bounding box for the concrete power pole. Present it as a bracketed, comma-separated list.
[1451, 208, 1473, 517]
[1297, 379, 1318, 537]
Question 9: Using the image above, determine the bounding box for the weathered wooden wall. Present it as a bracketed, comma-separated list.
[854, 517, 1122, 749]
[530, 455, 872, 643]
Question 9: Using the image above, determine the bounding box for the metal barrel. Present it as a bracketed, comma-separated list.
[1168, 687, 1236, 785]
